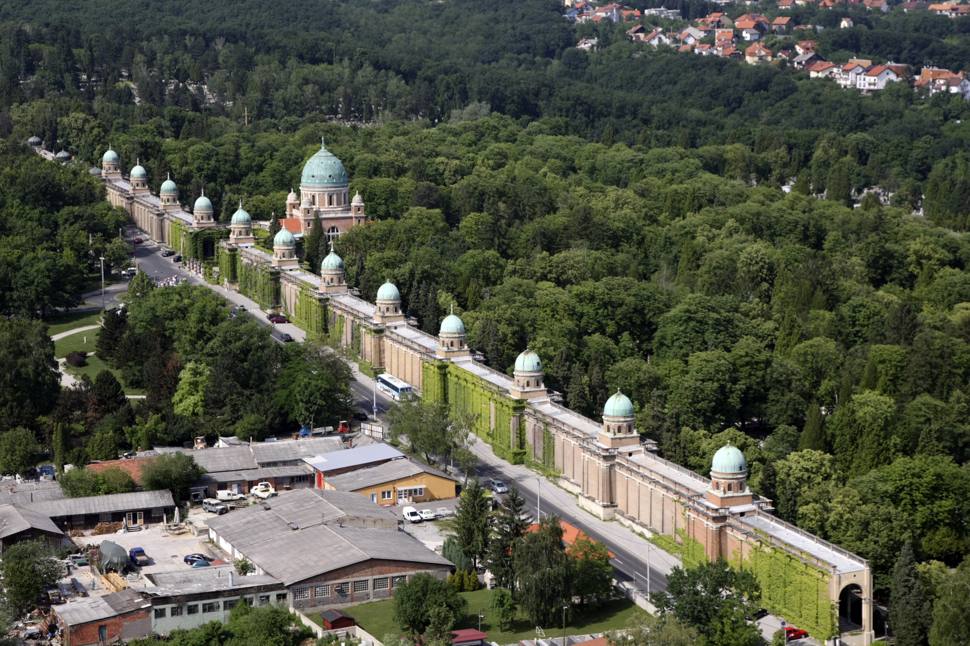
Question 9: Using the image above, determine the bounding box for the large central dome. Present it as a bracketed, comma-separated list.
[301, 140, 348, 188]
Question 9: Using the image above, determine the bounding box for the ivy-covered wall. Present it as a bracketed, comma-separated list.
[237, 260, 279, 310]
[741, 543, 837, 639]
[650, 527, 837, 639]
[327, 312, 345, 348]
[218, 245, 238, 283]
[444, 363, 525, 463]
[168, 219, 188, 256]
[422, 361, 448, 404]
[292, 283, 327, 340]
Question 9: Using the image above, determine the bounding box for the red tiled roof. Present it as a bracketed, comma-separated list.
[87, 457, 158, 485]
[280, 218, 302, 234]
[772, 16, 792, 24]
[526, 520, 615, 558]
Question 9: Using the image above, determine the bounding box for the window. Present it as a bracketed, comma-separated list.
[275, 593, 288, 604]
[334, 583, 349, 596]
[258, 595, 270, 606]
[314, 585, 331, 598]
[170, 606, 183, 617]
[391, 576, 406, 587]
[373, 578, 389, 590]
[202, 602, 220, 613]
[293, 587, 310, 600]
[242, 597, 253, 606]
[154, 608, 167, 619]
[187, 604, 199, 615]
[223, 599, 237, 610]
[381, 490, 392, 500]
[371, 493, 377, 503]
[397, 486, 425, 500]
[353, 580, 369, 593]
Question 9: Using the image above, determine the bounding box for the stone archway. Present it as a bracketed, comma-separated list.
[839, 583, 864, 631]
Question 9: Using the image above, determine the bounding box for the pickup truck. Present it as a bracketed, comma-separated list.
[216, 490, 246, 502]
[128, 547, 150, 567]
[251, 482, 277, 499]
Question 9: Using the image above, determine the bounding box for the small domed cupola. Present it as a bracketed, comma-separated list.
[159, 173, 178, 208]
[351, 190, 366, 220]
[705, 444, 752, 508]
[272, 226, 299, 270]
[101, 148, 120, 175]
[374, 281, 404, 324]
[511, 349, 546, 400]
[436, 306, 470, 359]
[598, 389, 639, 450]
[229, 201, 255, 246]
[129, 160, 148, 191]
[193, 189, 214, 224]
[318, 241, 348, 295]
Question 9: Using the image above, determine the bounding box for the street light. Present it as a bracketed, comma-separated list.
[561, 605, 568, 646]
[536, 476, 542, 520]
[478, 611, 484, 632]
[372, 376, 378, 419]
[99, 256, 106, 310]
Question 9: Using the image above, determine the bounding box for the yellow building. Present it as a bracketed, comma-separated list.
[322, 459, 457, 506]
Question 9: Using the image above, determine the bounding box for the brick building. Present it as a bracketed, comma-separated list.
[54, 589, 151, 646]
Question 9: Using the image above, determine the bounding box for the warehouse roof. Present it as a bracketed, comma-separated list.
[206, 488, 448, 586]
[325, 459, 454, 492]
[144, 566, 282, 595]
[199, 465, 312, 485]
[27, 490, 175, 518]
[0, 504, 64, 540]
[303, 443, 404, 474]
[0, 480, 65, 506]
[250, 437, 344, 464]
[55, 589, 149, 626]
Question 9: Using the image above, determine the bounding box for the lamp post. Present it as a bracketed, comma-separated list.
[99, 256, 106, 310]
[478, 611, 484, 632]
[372, 376, 378, 419]
[561, 605, 568, 646]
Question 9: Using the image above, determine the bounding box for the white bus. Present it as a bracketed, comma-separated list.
[376, 373, 414, 401]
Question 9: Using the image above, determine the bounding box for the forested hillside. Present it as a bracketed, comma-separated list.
[2, 0, 970, 625]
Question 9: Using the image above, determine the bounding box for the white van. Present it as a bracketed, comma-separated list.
[402, 506, 422, 523]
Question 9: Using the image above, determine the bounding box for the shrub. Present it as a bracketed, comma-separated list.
[66, 351, 87, 367]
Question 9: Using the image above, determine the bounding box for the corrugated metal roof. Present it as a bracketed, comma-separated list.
[0, 504, 63, 540]
[27, 490, 175, 518]
[144, 566, 282, 595]
[206, 488, 448, 585]
[199, 465, 312, 484]
[0, 480, 65, 506]
[55, 589, 149, 626]
[251, 437, 344, 464]
[303, 444, 404, 473]
[326, 459, 454, 492]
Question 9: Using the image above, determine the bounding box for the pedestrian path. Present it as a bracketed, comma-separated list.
[51, 324, 99, 342]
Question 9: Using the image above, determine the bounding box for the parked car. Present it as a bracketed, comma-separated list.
[216, 490, 246, 502]
[183, 554, 213, 566]
[202, 498, 229, 514]
[191, 559, 211, 568]
[435, 507, 453, 519]
[418, 509, 437, 521]
[270, 330, 293, 344]
[402, 506, 422, 523]
[251, 482, 277, 499]
[121, 267, 137, 277]
[785, 626, 809, 641]
[172, 254, 182, 262]
[133, 237, 143, 244]
[128, 547, 151, 567]
[267, 313, 289, 324]
[160, 248, 174, 257]
[488, 479, 509, 494]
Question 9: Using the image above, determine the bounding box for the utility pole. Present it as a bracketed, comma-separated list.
[99, 256, 106, 310]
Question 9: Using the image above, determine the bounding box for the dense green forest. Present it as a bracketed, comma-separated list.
[2, 0, 970, 639]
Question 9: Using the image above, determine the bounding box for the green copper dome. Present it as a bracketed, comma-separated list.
[194, 193, 213, 214]
[321, 250, 344, 272]
[130, 164, 147, 180]
[102, 149, 119, 164]
[514, 350, 542, 373]
[439, 314, 465, 336]
[603, 390, 634, 418]
[274, 228, 296, 248]
[301, 140, 349, 188]
[711, 445, 747, 475]
[377, 281, 400, 301]
[230, 205, 251, 225]
[160, 177, 177, 196]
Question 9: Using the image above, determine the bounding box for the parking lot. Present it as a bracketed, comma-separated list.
[74, 524, 224, 576]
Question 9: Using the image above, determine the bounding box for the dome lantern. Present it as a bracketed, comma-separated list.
[511, 349, 546, 400]
[101, 147, 120, 175]
[229, 200, 255, 246]
[159, 173, 178, 207]
[319, 240, 348, 295]
[436, 305, 469, 359]
[271, 226, 298, 269]
[300, 138, 349, 189]
[374, 280, 404, 324]
[705, 444, 752, 507]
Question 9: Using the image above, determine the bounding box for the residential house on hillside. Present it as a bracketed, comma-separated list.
[741, 28, 761, 41]
[795, 40, 817, 55]
[840, 17, 855, 28]
[863, 0, 889, 11]
[807, 60, 837, 78]
[771, 16, 792, 32]
[678, 26, 706, 45]
[858, 65, 901, 91]
[915, 67, 970, 97]
[744, 42, 773, 64]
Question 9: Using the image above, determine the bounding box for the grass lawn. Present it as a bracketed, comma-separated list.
[44, 310, 103, 336]
[62, 355, 145, 395]
[336, 589, 644, 644]
[54, 329, 99, 358]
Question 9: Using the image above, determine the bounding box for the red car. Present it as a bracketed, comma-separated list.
[133, 237, 143, 244]
[268, 313, 289, 324]
[785, 626, 809, 641]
